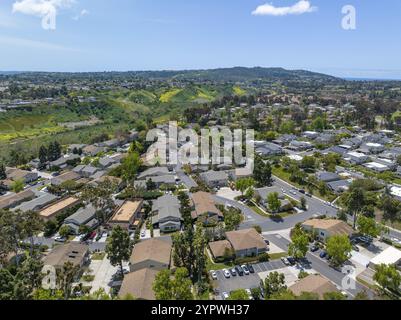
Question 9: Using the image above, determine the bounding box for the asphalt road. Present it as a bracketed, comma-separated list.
[214, 175, 338, 232]
[263, 234, 375, 299]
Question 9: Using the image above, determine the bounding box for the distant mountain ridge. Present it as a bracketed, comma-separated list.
[0, 67, 341, 82]
[132, 67, 340, 82]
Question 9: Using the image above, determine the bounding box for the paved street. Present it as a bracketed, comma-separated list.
[263, 234, 375, 299]
[214, 175, 338, 233]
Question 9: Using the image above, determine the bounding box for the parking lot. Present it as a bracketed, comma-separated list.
[213, 260, 286, 298]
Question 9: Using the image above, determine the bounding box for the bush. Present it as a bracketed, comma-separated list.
[258, 253, 270, 262]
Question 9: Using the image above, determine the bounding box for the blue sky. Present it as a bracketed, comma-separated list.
[0, 0, 401, 79]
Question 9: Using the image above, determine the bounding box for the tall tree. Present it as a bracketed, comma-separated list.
[373, 264, 401, 295]
[253, 156, 272, 187]
[105, 226, 131, 276]
[56, 262, 80, 300]
[326, 235, 352, 267]
[288, 230, 309, 259]
[80, 179, 117, 224]
[38, 145, 48, 165]
[0, 162, 6, 180]
[267, 192, 281, 213]
[345, 187, 366, 229]
[262, 271, 287, 300]
[153, 268, 194, 300]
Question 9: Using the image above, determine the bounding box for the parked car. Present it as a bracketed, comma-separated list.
[223, 269, 231, 279]
[245, 289, 253, 300]
[287, 257, 296, 265]
[210, 270, 218, 280]
[320, 251, 327, 259]
[352, 245, 360, 252]
[247, 264, 255, 274]
[310, 245, 319, 252]
[222, 292, 229, 300]
[88, 232, 97, 240]
[54, 236, 66, 243]
[241, 265, 250, 275]
[281, 257, 290, 266]
[235, 266, 244, 276]
[299, 189, 306, 194]
[140, 230, 146, 238]
[230, 268, 237, 276]
[264, 239, 270, 245]
[306, 193, 312, 198]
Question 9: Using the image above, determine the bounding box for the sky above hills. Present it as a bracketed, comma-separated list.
[0, 0, 401, 79]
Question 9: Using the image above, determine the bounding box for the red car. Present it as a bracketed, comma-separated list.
[89, 231, 97, 240]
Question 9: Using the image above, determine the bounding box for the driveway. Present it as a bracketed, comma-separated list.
[86, 255, 128, 294]
[216, 188, 241, 201]
[213, 260, 287, 298]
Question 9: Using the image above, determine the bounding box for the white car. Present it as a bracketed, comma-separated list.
[222, 292, 229, 300]
[54, 236, 66, 243]
[140, 230, 146, 238]
[281, 257, 290, 266]
[245, 289, 253, 300]
[210, 270, 218, 280]
[223, 269, 231, 278]
[241, 265, 250, 275]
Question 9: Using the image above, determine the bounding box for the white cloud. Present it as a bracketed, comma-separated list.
[72, 9, 89, 21]
[12, 0, 76, 29]
[252, 1, 317, 16]
[12, 0, 75, 17]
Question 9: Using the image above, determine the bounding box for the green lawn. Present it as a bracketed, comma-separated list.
[248, 202, 270, 217]
[91, 252, 106, 260]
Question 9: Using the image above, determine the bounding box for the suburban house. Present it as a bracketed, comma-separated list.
[14, 193, 58, 212]
[228, 168, 253, 181]
[98, 156, 117, 169]
[146, 174, 177, 188]
[289, 274, 339, 299]
[6, 168, 38, 183]
[0, 189, 35, 210]
[42, 243, 89, 275]
[129, 238, 172, 272]
[343, 151, 369, 165]
[359, 143, 385, 154]
[80, 165, 99, 178]
[39, 197, 81, 222]
[82, 145, 106, 157]
[108, 200, 143, 231]
[327, 179, 351, 194]
[255, 187, 293, 213]
[303, 131, 319, 139]
[50, 171, 81, 186]
[369, 246, 401, 268]
[208, 240, 234, 261]
[90, 176, 125, 190]
[225, 228, 268, 258]
[137, 167, 170, 180]
[63, 204, 99, 234]
[191, 191, 223, 225]
[200, 170, 229, 188]
[316, 171, 342, 183]
[288, 140, 313, 151]
[118, 268, 159, 300]
[255, 142, 284, 156]
[152, 194, 182, 233]
[49, 154, 81, 169]
[301, 219, 354, 241]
